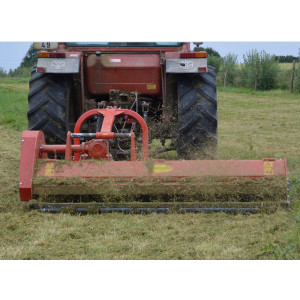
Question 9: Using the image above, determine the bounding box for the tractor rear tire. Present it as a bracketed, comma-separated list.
[27, 69, 71, 144]
[177, 66, 218, 160]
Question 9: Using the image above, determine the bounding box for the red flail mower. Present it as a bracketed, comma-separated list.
[19, 107, 289, 214]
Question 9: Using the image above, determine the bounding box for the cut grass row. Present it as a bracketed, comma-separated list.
[0, 78, 299, 259]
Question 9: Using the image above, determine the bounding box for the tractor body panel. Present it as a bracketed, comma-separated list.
[85, 53, 162, 96]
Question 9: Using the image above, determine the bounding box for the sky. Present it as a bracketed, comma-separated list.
[0, 42, 32, 72]
[0, 42, 300, 72]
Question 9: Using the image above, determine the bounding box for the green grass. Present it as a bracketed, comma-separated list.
[0, 78, 299, 260]
[0, 81, 29, 131]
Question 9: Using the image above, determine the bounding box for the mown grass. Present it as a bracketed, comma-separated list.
[0, 209, 298, 260]
[0, 77, 299, 260]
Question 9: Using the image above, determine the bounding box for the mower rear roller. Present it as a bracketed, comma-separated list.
[28, 201, 286, 214]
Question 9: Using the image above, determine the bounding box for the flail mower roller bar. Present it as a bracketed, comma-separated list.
[29, 203, 278, 214]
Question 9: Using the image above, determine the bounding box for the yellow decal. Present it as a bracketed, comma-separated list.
[102, 133, 108, 135]
[153, 164, 173, 173]
[45, 163, 55, 177]
[147, 84, 156, 90]
[264, 161, 274, 175]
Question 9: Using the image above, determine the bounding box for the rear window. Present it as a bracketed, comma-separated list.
[65, 42, 183, 47]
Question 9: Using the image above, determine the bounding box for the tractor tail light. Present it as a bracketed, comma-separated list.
[38, 51, 49, 58]
[180, 51, 207, 58]
[38, 51, 66, 58]
[37, 67, 46, 73]
[49, 52, 66, 58]
[198, 67, 207, 72]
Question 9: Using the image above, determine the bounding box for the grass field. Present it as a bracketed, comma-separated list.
[0, 78, 299, 260]
[237, 62, 298, 70]
[279, 62, 297, 71]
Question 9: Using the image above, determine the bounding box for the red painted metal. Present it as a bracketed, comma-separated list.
[95, 132, 114, 139]
[42, 140, 110, 158]
[73, 107, 149, 161]
[65, 52, 82, 58]
[19, 131, 46, 202]
[41, 144, 81, 153]
[96, 108, 118, 133]
[48, 52, 65, 58]
[87, 139, 109, 160]
[165, 52, 182, 59]
[57, 43, 66, 51]
[36, 159, 287, 179]
[65, 131, 72, 160]
[38, 51, 82, 58]
[85, 54, 161, 95]
[80, 55, 85, 114]
[65, 43, 190, 53]
[130, 132, 137, 161]
[19, 127, 288, 202]
[180, 52, 207, 58]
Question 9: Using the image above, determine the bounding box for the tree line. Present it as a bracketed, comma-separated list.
[275, 55, 298, 63]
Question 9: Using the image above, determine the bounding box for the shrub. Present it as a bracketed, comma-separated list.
[194, 46, 221, 58]
[276, 68, 293, 90]
[7, 66, 32, 78]
[220, 53, 238, 87]
[20, 43, 38, 69]
[0, 67, 7, 77]
[208, 56, 223, 73]
[242, 50, 279, 90]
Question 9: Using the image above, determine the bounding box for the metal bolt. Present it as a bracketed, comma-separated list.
[22, 140, 24, 142]
[19, 182, 22, 185]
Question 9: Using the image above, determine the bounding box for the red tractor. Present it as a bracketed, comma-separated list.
[28, 42, 217, 160]
[20, 42, 288, 213]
